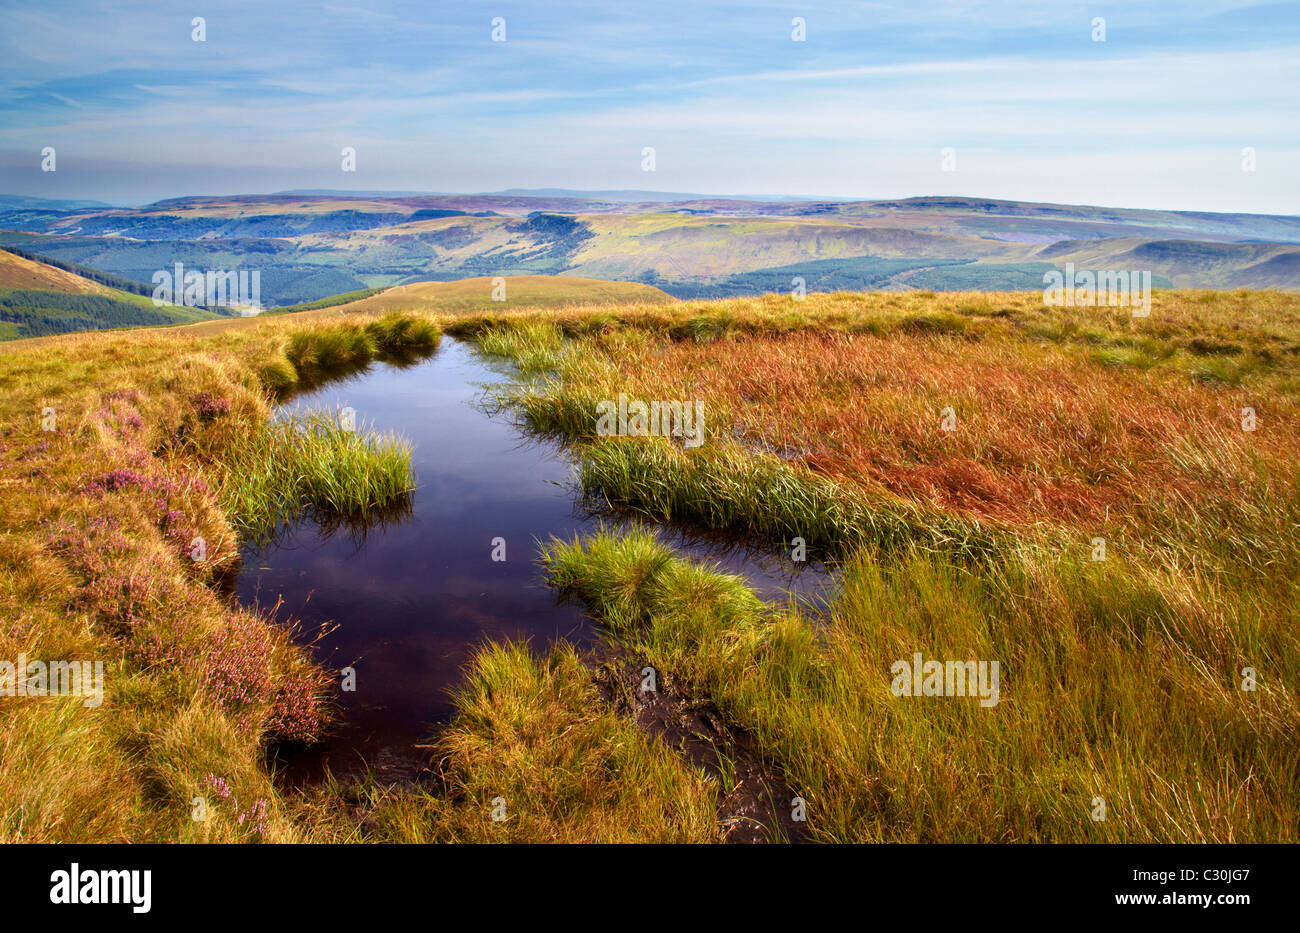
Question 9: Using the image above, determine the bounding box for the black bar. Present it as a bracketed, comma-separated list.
[3, 844, 1286, 920]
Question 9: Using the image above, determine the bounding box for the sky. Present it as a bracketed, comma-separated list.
[0, 0, 1297, 212]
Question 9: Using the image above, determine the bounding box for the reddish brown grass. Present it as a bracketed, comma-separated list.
[577, 330, 1298, 531]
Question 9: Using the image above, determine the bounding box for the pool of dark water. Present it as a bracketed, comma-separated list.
[235, 338, 833, 784]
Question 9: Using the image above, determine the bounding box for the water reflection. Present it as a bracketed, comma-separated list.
[236, 338, 832, 784]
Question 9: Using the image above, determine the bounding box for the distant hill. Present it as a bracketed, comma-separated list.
[0, 249, 218, 341]
[1037, 238, 1300, 289]
[157, 275, 676, 340]
[278, 188, 838, 202]
[0, 191, 1296, 301]
[332, 275, 674, 315]
[0, 247, 112, 292]
[480, 188, 832, 203]
[860, 197, 1300, 245]
[0, 194, 114, 211]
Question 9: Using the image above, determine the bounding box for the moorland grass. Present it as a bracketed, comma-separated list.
[0, 311, 437, 842]
[465, 294, 1300, 547]
[542, 528, 1300, 842]
[365, 641, 723, 843]
[4, 287, 1299, 844]
[448, 288, 1300, 843]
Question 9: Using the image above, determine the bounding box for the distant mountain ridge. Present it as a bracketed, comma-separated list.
[475, 188, 837, 202]
[0, 194, 116, 211]
[277, 188, 846, 202]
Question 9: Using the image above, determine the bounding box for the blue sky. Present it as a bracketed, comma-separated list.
[1, 0, 1297, 211]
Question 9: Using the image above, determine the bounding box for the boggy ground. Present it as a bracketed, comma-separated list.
[2, 288, 1297, 842]
[443, 288, 1300, 842]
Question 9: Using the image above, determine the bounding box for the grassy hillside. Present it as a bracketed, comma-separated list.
[0, 254, 672, 346]
[333, 275, 674, 315]
[2, 287, 1296, 843]
[0, 248, 218, 341]
[566, 213, 1025, 281]
[0, 247, 115, 293]
[0, 245, 154, 296]
[56, 275, 676, 343]
[1040, 238, 1300, 289]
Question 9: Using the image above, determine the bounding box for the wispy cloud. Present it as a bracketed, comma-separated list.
[0, 0, 1296, 211]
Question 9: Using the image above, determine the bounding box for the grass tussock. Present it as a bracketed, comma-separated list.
[217, 410, 413, 542]
[366, 641, 722, 843]
[542, 528, 1300, 842]
[471, 320, 565, 375]
[573, 434, 1003, 561]
[261, 313, 441, 395]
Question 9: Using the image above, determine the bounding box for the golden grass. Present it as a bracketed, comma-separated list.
[543, 528, 1300, 842]
[0, 248, 109, 293]
[0, 309, 436, 841]
[333, 275, 675, 316]
[367, 642, 722, 843]
[532, 328, 1296, 532]
[458, 287, 1300, 842]
[3, 286, 1297, 843]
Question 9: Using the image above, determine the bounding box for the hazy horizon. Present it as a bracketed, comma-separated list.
[8, 186, 1300, 220]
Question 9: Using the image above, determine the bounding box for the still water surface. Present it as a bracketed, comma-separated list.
[235, 339, 831, 783]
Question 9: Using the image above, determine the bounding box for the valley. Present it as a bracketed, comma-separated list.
[1, 192, 1296, 321]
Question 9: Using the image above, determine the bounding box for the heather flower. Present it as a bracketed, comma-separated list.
[236, 798, 269, 835]
[202, 614, 326, 742]
[193, 393, 232, 422]
[77, 468, 178, 497]
[203, 773, 233, 801]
